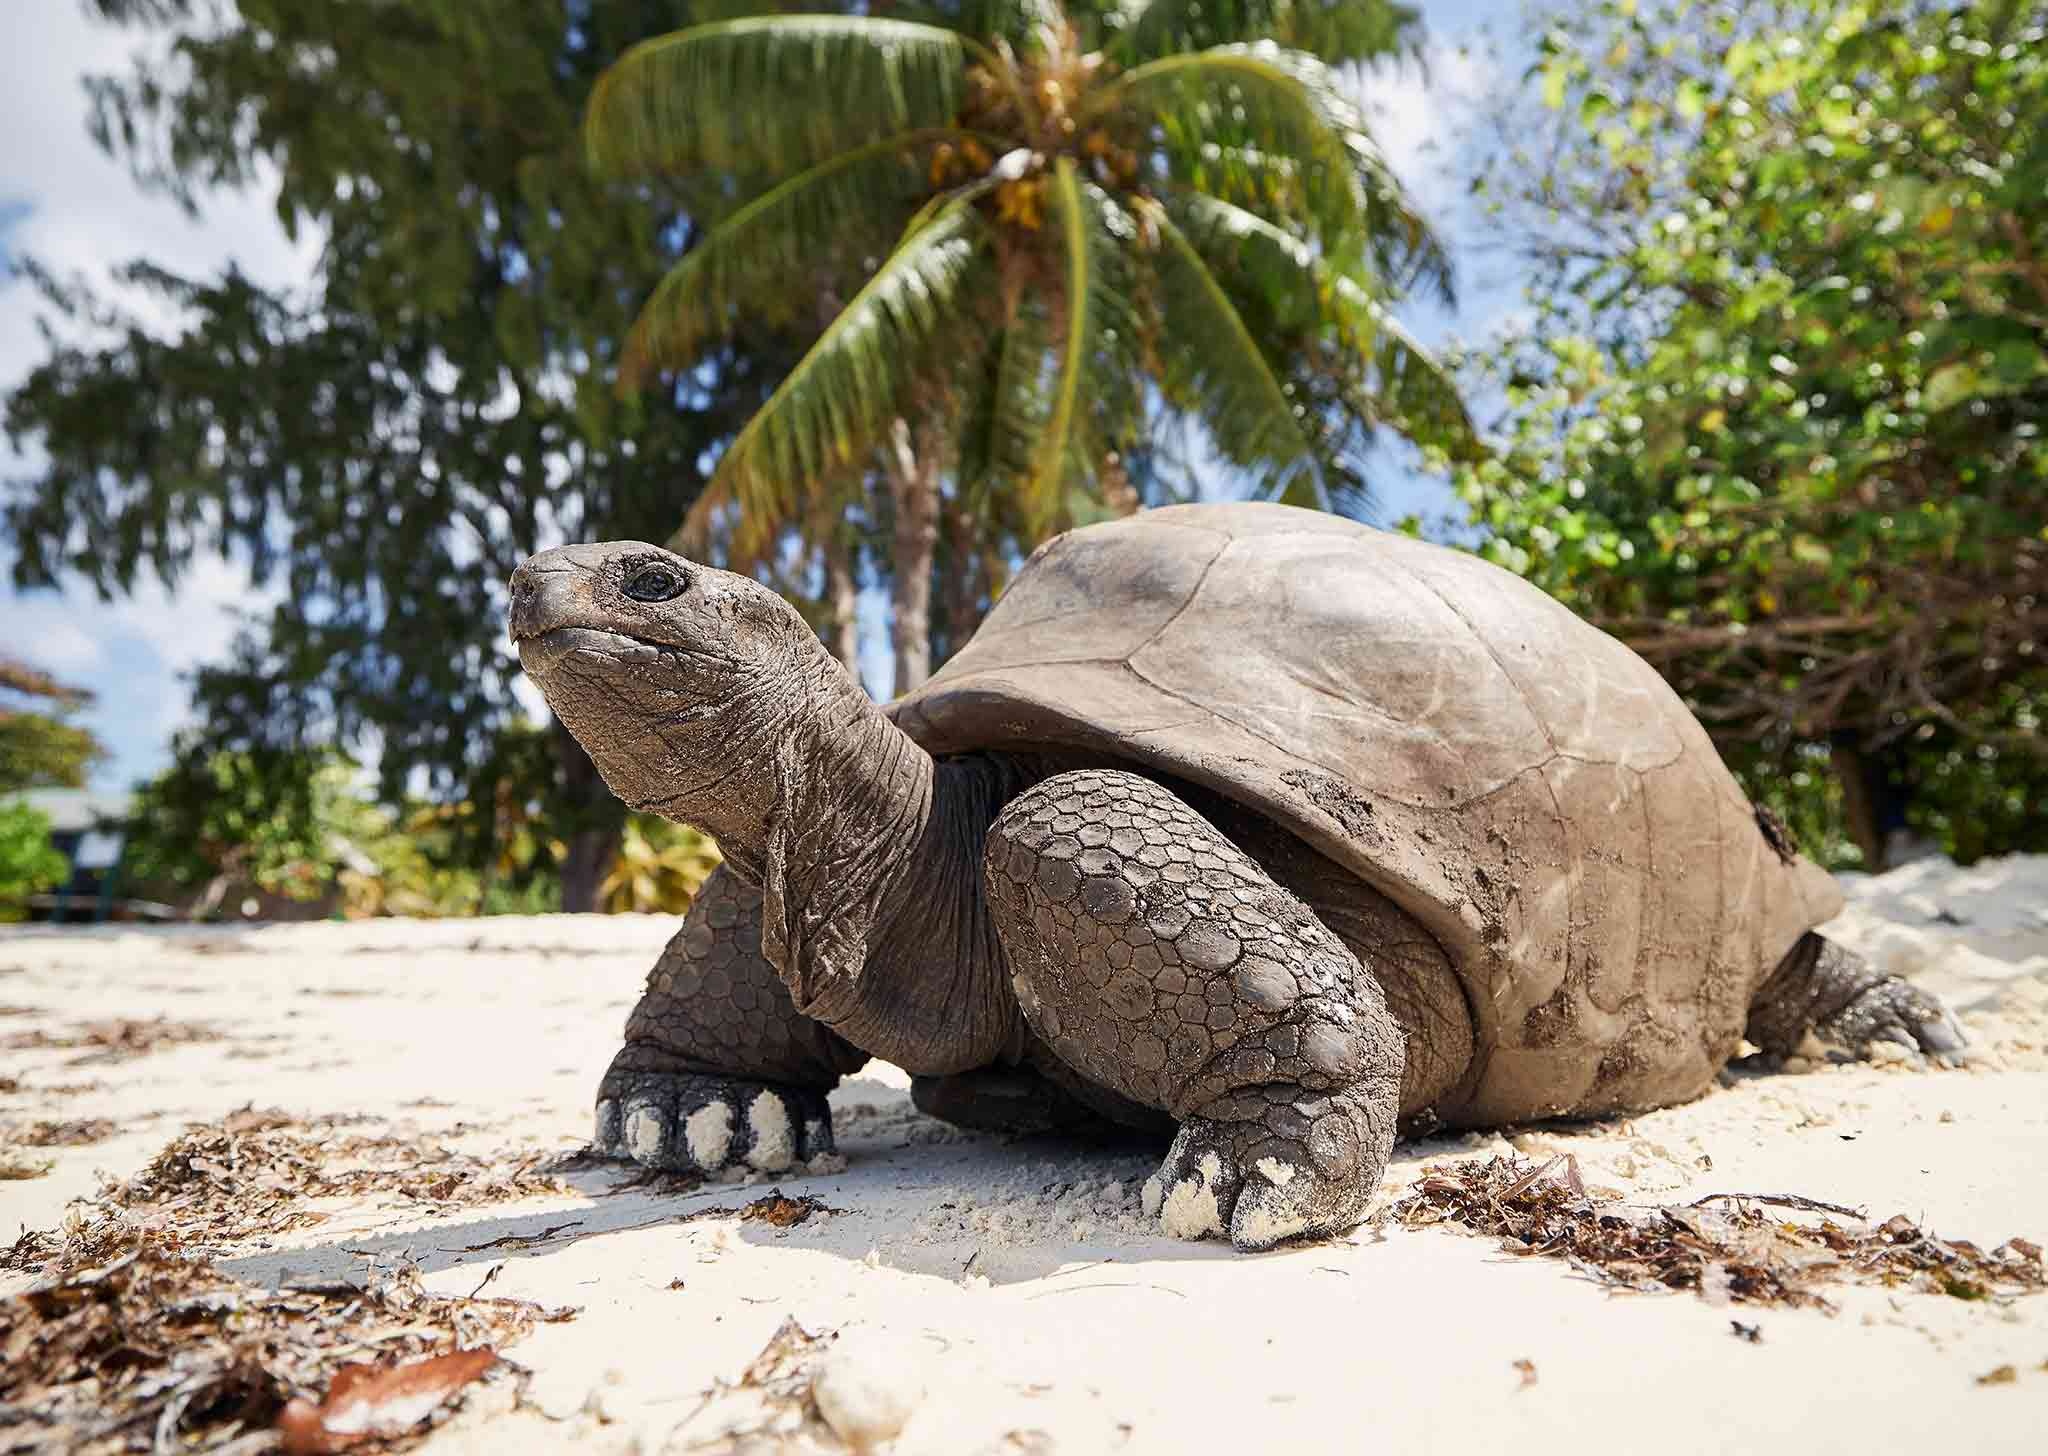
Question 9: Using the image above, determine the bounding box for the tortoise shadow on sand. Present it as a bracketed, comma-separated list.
[215, 1075, 1516, 1293]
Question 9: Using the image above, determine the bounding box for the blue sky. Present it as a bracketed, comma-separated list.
[2, 0, 1527, 791]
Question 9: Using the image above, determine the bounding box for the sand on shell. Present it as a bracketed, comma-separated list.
[3, 854, 2045, 1453]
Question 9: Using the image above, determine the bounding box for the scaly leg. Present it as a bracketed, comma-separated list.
[596, 865, 868, 1173]
[984, 769, 1405, 1251]
[1746, 931, 1966, 1064]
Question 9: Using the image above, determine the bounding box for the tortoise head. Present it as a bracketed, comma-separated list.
[508, 541, 837, 821]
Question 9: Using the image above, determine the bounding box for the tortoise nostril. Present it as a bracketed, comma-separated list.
[509, 572, 548, 637]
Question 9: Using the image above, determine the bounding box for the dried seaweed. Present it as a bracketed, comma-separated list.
[0, 1239, 549, 1454]
[3, 1107, 574, 1278]
[728, 1192, 841, 1229]
[0, 1150, 53, 1181]
[7, 1118, 118, 1148]
[1390, 1155, 2048, 1312]
[0, 1017, 224, 1065]
[665, 1316, 846, 1453]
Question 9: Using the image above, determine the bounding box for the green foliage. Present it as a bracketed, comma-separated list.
[0, 657, 105, 795]
[588, 2, 1474, 560]
[1729, 745, 1860, 871]
[338, 795, 564, 919]
[719, 199, 992, 543]
[121, 748, 364, 906]
[0, 800, 70, 916]
[121, 737, 575, 919]
[1148, 200, 1322, 505]
[599, 816, 722, 914]
[1116, 0, 1420, 69]
[1454, 0, 2047, 863]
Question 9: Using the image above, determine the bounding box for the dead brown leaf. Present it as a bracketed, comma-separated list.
[663, 1316, 844, 1451]
[1977, 1364, 2018, 1386]
[277, 1347, 498, 1453]
[1388, 1154, 2048, 1312]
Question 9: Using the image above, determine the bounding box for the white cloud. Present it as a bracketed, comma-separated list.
[1345, 39, 1504, 224]
[107, 555, 256, 674]
[0, 7, 320, 375]
[2, 3, 313, 786]
[15, 614, 103, 673]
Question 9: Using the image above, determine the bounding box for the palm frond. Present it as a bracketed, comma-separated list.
[1105, 43, 1449, 302]
[1029, 159, 1141, 529]
[1145, 204, 1325, 507]
[887, 0, 1065, 52]
[1163, 189, 1474, 456]
[1114, 0, 1421, 69]
[681, 203, 991, 558]
[1161, 188, 1325, 325]
[587, 17, 971, 180]
[1331, 277, 1475, 453]
[625, 133, 977, 383]
[956, 281, 1052, 508]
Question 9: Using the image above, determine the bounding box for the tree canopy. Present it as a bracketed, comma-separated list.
[1450, 0, 2045, 864]
[0, 656, 105, 795]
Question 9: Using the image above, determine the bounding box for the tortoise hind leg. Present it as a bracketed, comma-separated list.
[983, 768, 1404, 1251]
[596, 865, 868, 1173]
[1746, 932, 1966, 1065]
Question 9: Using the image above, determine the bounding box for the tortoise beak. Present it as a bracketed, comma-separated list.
[508, 547, 607, 644]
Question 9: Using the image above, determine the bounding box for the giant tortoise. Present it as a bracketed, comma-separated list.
[508, 502, 1961, 1250]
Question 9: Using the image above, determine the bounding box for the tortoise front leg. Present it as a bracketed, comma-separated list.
[984, 769, 1405, 1251]
[597, 865, 867, 1173]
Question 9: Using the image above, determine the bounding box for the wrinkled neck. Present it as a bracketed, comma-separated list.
[652, 637, 1048, 1070]
[639, 639, 931, 882]
[755, 707, 1044, 1073]
[698, 647, 943, 1032]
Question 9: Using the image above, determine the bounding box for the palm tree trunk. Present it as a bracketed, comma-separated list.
[824, 532, 861, 676]
[885, 417, 941, 697]
[939, 501, 990, 665]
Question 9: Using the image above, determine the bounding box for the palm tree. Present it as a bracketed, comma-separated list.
[586, 0, 1471, 690]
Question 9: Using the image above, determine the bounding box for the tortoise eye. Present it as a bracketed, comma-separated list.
[624, 563, 687, 603]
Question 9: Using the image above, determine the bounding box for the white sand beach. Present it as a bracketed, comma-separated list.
[5, 854, 2046, 1453]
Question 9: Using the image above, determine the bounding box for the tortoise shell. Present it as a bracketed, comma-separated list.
[891, 502, 1841, 1122]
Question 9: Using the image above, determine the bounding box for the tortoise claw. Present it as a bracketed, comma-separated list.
[1816, 976, 1969, 1068]
[594, 1067, 834, 1174]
